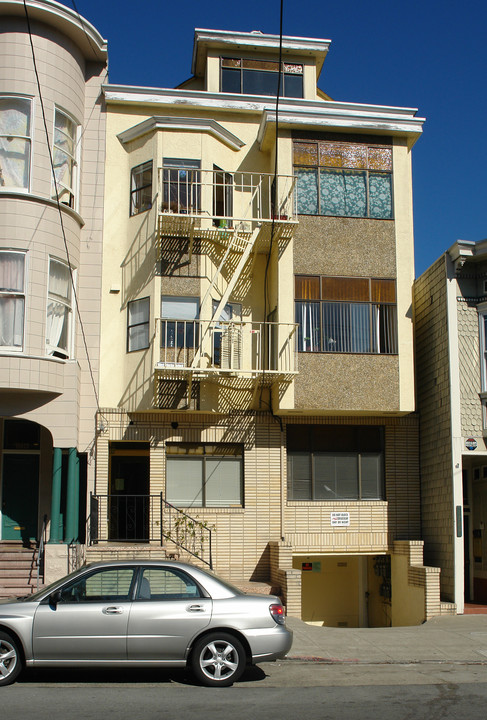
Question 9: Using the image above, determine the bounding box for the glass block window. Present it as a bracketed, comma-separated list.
[0, 96, 32, 190]
[294, 139, 393, 219]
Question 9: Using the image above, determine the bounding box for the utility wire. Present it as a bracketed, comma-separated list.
[22, 0, 101, 415]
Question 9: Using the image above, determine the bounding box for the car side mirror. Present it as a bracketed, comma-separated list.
[49, 590, 62, 607]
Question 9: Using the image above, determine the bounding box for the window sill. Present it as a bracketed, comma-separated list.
[0, 190, 84, 227]
[287, 499, 387, 506]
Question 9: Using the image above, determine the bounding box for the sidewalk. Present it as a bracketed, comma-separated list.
[285, 614, 487, 664]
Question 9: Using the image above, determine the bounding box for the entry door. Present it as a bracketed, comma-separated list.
[109, 451, 150, 541]
[1, 454, 39, 541]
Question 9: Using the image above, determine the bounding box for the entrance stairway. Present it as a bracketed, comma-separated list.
[0, 541, 40, 598]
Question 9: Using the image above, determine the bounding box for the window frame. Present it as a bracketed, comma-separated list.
[127, 296, 150, 352]
[0, 95, 33, 192]
[165, 443, 244, 508]
[160, 295, 199, 350]
[46, 256, 74, 359]
[130, 160, 153, 216]
[0, 249, 26, 352]
[220, 57, 303, 98]
[162, 158, 201, 214]
[52, 106, 80, 210]
[295, 275, 398, 355]
[293, 138, 393, 219]
[287, 425, 385, 502]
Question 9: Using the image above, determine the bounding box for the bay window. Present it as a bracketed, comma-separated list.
[294, 138, 393, 219]
[0, 96, 32, 190]
[295, 275, 397, 354]
[162, 158, 200, 214]
[52, 108, 79, 208]
[0, 250, 25, 350]
[166, 443, 243, 507]
[46, 258, 73, 359]
[130, 161, 152, 216]
[161, 296, 199, 349]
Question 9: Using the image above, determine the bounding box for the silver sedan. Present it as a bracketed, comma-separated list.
[0, 560, 292, 687]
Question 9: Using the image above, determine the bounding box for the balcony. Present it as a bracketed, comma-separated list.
[156, 168, 297, 254]
[154, 319, 298, 385]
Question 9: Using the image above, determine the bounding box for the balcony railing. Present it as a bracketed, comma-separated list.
[157, 168, 297, 232]
[155, 319, 298, 382]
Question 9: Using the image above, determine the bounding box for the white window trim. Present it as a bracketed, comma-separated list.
[51, 106, 80, 211]
[0, 249, 27, 353]
[0, 94, 34, 193]
[45, 256, 75, 359]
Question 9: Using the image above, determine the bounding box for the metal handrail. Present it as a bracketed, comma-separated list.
[36, 513, 47, 590]
[161, 496, 213, 569]
[156, 319, 298, 375]
[157, 167, 297, 226]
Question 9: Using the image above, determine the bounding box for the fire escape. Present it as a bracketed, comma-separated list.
[154, 167, 298, 408]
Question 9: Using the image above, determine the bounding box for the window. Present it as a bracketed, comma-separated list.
[295, 275, 397, 354]
[162, 158, 200, 214]
[136, 567, 201, 601]
[166, 443, 243, 507]
[58, 567, 135, 603]
[221, 58, 303, 98]
[211, 299, 242, 368]
[287, 425, 384, 501]
[46, 258, 73, 359]
[52, 108, 79, 208]
[0, 250, 25, 350]
[130, 161, 152, 216]
[127, 297, 150, 352]
[294, 139, 393, 219]
[161, 296, 199, 349]
[0, 96, 32, 190]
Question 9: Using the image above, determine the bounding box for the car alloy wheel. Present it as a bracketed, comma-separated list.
[192, 632, 246, 687]
[0, 632, 22, 687]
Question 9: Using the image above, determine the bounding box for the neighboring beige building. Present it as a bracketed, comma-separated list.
[0, 0, 107, 590]
[93, 28, 438, 626]
[415, 240, 487, 614]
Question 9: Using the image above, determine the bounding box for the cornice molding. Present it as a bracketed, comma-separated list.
[116, 116, 245, 150]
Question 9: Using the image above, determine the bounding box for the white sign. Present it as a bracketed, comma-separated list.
[331, 512, 350, 527]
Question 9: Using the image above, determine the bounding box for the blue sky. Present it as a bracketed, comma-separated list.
[63, 0, 486, 277]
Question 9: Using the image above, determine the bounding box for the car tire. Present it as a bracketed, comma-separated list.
[191, 632, 246, 687]
[0, 631, 22, 687]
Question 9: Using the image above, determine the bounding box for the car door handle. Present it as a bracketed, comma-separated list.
[103, 606, 124, 614]
[187, 604, 205, 612]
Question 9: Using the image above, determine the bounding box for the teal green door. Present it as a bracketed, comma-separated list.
[1, 454, 39, 541]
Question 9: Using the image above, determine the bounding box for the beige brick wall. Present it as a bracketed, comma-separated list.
[414, 256, 455, 599]
[95, 410, 420, 582]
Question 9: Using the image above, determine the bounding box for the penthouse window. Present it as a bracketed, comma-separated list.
[0, 96, 32, 190]
[294, 139, 393, 219]
[295, 275, 397, 354]
[287, 424, 385, 501]
[221, 58, 303, 98]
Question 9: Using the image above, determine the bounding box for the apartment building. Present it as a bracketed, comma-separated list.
[93, 27, 437, 626]
[0, 0, 107, 591]
[415, 240, 487, 614]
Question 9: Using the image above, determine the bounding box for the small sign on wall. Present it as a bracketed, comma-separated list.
[301, 562, 321, 572]
[331, 511, 350, 527]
